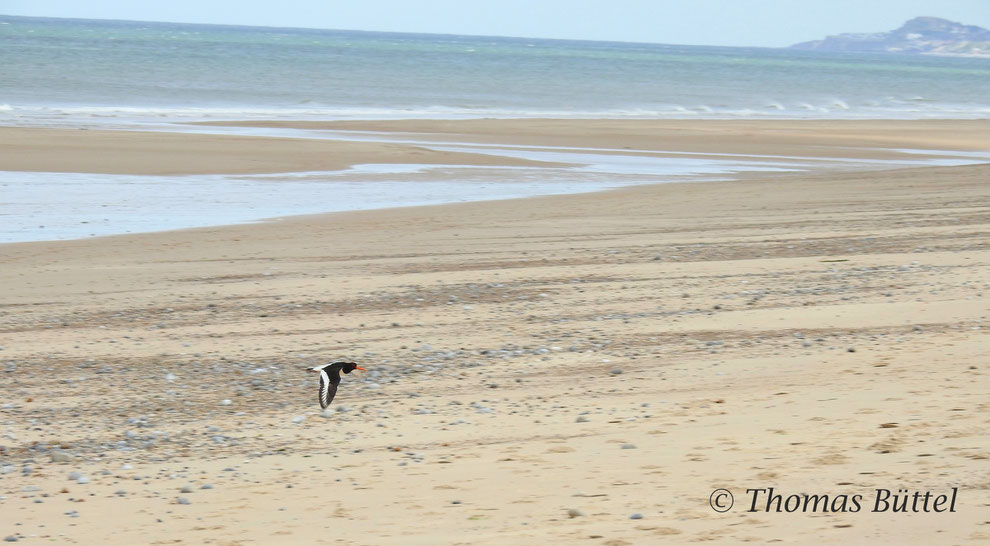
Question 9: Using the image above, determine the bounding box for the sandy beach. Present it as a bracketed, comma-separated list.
[1, 119, 989, 544]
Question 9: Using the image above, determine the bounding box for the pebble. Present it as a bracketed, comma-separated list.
[3, 536, 17, 542]
[65, 510, 79, 518]
[76, 476, 90, 484]
[292, 415, 306, 424]
[610, 369, 623, 375]
[575, 416, 590, 423]
[50, 450, 75, 463]
[567, 508, 585, 518]
[180, 485, 194, 493]
[177, 497, 191, 505]
[630, 513, 644, 520]
[200, 484, 214, 490]
[620, 444, 637, 449]
[68, 471, 82, 481]
[220, 399, 232, 406]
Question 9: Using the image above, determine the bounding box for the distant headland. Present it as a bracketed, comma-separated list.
[791, 16, 990, 57]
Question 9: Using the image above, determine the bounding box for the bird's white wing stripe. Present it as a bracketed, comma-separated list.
[319, 370, 331, 408]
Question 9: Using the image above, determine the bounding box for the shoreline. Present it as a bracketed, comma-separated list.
[4, 119, 990, 176]
[1, 119, 988, 244]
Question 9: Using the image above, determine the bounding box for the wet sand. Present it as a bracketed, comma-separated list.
[1, 119, 989, 544]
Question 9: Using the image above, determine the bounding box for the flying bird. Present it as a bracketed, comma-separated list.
[310, 361, 366, 409]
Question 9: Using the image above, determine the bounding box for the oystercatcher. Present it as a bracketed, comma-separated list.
[310, 361, 366, 409]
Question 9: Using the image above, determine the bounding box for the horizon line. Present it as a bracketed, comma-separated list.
[0, 12, 798, 50]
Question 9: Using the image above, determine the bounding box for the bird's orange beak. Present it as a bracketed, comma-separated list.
[355, 366, 367, 371]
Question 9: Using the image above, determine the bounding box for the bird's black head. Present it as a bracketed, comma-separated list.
[341, 362, 366, 374]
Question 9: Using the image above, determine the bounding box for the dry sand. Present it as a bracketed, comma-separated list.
[1, 119, 989, 544]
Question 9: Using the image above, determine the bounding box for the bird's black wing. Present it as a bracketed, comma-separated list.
[318, 369, 341, 409]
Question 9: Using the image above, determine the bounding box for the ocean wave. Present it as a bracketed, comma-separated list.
[2, 100, 990, 126]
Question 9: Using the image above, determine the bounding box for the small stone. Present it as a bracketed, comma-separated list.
[847, 347, 856, 353]
[50, 450, 75, 463]
[575, 416, 590, 423]
[76, 476, 90, 484]
[68, 471, 82, 481]
[292, 415, 306, 424]
[320, 409, 335, 418]
[621, 444, 637, 449]
[177, 497, 191, 505]
[3, 536, 18, 542]
[220, 399, 232, 406]
[629, 513, 644, 520]
[200, 484, 213, 490]
[451, 500, 462, 505]
[567, 508, 585, 518]
[180, 485, 194, 493]
[610, 369, 623, 375]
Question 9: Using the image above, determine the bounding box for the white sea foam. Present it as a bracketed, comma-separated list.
[3, 98, 990, 130]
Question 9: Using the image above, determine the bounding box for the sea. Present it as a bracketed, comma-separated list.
[2, 15, 989, 242]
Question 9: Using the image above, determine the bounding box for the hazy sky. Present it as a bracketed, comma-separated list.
[2, 0, 988, 47]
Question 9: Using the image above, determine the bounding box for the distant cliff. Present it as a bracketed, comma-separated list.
[791, 16, 990, 57]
